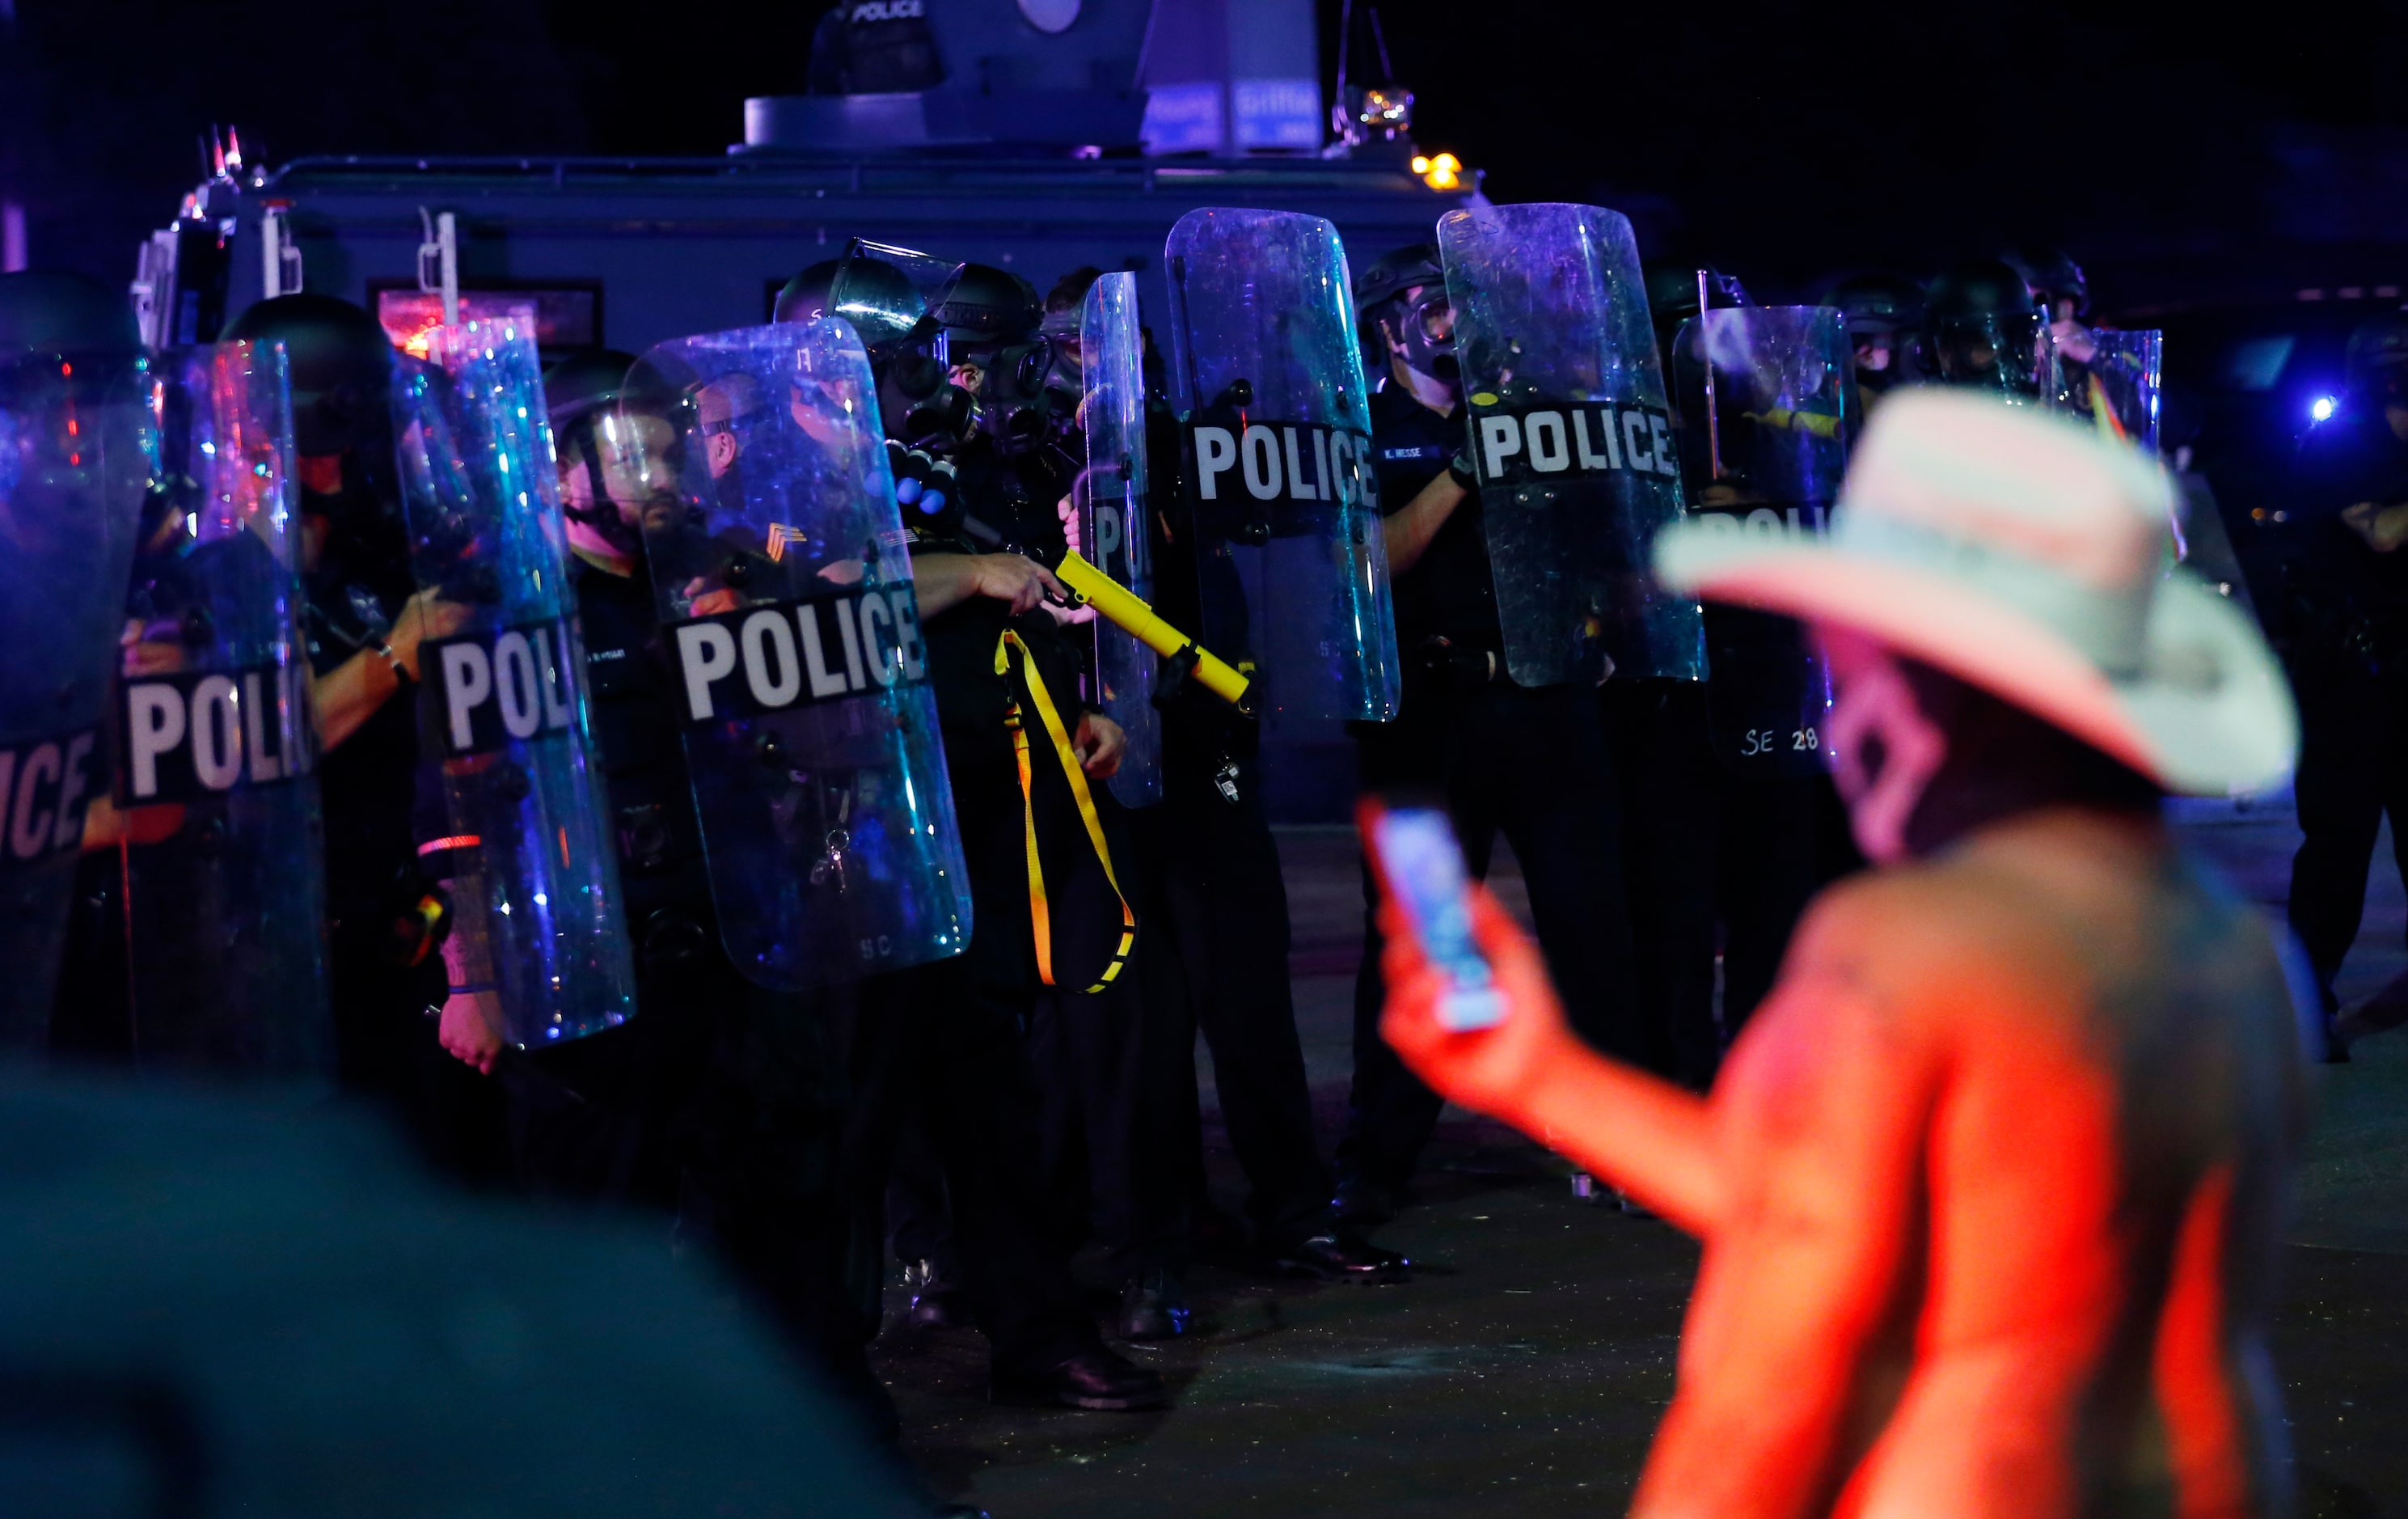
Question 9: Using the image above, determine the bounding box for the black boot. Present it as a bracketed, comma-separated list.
[1271, 1229, 1411, 1284]
[991, 1348, 1170, 1411]
[900, 1258, 970, 1330]
[1118, 1266, 1191, 1340]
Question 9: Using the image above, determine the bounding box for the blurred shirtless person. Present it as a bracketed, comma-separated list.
[1381, 391, 2307, 1517]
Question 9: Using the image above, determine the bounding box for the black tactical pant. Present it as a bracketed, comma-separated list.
[842, 738, 1106, 1377]
[1121, 739, 1335, 1263]
[2288, 657, 2408, 1012]
[1604, 679, 1858, 1090]
[506, 926, 872, 1429]
[1025, 937, 1164, 1276]
[1339, 680, 1638, 1207]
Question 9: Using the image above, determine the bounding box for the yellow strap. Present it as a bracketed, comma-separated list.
[994, 629, 1137, 992]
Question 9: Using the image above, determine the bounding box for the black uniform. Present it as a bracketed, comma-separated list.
[299, 503, 507, 1181]
[1336, 379, 1639, 1218]
[2281, 406, 2408, 1026]
[428, 556, 872, 1423]
[1131, 424, 1349, 1259]
[843, 532, 1146, 1388]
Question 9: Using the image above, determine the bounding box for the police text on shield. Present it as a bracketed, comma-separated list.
[421, 622, 581, 759]
[1468, 401, 1681, 487]
[0, 726, 102, 867]
[1186, 421, 1375, 506]
[120, 664, 315, 804]
[671, 585, 929, 724]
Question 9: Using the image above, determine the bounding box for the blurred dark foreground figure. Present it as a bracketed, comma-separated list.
[0, 1070, 921, 1517]
[1379, 391, 2308, 1517]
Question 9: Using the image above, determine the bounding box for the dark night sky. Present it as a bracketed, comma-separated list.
[5, 1, 2408, 305]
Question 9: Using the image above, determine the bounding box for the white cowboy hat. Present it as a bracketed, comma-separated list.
[1653, 387, 2297, 796]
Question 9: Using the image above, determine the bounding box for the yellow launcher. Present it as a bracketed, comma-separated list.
[1053, 551, 1254, 713]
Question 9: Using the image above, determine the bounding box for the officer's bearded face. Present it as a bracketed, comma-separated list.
[1822, 625, 1947, 865]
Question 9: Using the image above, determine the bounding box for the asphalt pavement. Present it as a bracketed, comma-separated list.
[877, 805, 2408, 1519]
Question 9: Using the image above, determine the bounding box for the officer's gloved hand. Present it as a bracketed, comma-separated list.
[1447, 446, 1479, 492]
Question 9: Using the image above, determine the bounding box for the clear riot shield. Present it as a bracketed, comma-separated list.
[0, 352, 145, 1047]
[1164, 208, 1400, 723]
[390, 311, 636, 1048]
[1076, 272, 1161, 807]
[114, 341, 331, 1073]
[624, 320, 970, 990]
[1438, 202, 1705, 685]
[2081, 328, 2162, 454]
[1671, 307, 1853, 776]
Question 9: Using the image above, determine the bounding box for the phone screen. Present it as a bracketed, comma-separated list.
[1372, 807, 1505, 1031]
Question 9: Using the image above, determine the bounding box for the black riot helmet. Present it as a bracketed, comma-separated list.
[773, 259, 841, 326]
[1352, 243, 1443, 314]
[930, 263, 1041, 343]
[2001, 247, 2089, 322]
[932, 264, 1061, 455]
[1823, 271, 1924, 396]
[1823, 272, 1923, 337]
[221, 293, 396, 457]
[779, 255, 936, 361]
[1354, 243, 1455, 385]
[0, 269, 142, 360]
[543, 348, 657, 559]
[544, 348, 640, 435]
[2344, 310, 2408, 404]
[1920, 260, 2055, 400]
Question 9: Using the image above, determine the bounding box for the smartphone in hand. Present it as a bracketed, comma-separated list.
[1364, 802, 1506, 1032]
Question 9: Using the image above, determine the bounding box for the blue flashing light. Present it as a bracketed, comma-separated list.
[2312, 395, 2338, 422]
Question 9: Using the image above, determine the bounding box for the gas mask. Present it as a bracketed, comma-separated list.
[1387, 284, 1459, 389]
[958, 336, 1068, 457]
[878, 345, 976, 455]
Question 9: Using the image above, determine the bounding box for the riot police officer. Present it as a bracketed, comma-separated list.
[1823, 271, 1924, 408]
[1062, 265, 1413, 1326]
[213, 294, 495, 1166]
[779, 254, 1168, 1410]
[431, 349, 882, 1423]
[1920, 260, 2057, 400]
[2279, 310, 2408, 1057]
[1334, 243, 1641, 1222]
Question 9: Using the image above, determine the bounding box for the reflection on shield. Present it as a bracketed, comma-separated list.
[116, 339, 332, 1074]
[1165, 207, 1400, 725]
[0, 348, 145, 1048]
[1438, 201, 1703, 687]
[1671, 306, 1854, 776]
[624, 320, 970, 991]
[1077, 272, 1162, 806]
[391, 311, 637, 1049]
[2080, 328, 2163, 454]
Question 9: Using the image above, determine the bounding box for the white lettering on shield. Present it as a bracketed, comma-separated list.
[674, 587, 925, 722]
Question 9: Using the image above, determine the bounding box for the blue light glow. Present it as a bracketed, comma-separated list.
[2313, 395, 2338, 421]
